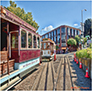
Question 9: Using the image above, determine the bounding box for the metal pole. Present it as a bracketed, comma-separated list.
[81, 10, 83, 37]
[81, 9, 87, 38]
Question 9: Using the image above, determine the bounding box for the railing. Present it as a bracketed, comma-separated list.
[0, 51, 15, 76]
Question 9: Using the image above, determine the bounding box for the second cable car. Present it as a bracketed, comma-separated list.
[41, 38, 56, 61]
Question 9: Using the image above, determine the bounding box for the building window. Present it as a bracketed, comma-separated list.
[51, 31, 53, 37]
[44, 35, 46, 38]
[61, 27, 65, 34]
[61, 34, 66, 44]
[50, 32, 52, 39]
[57, 28, 60, 35]
[37, 37, 40, 48]
[46, 34, 48, 38]
[72, 29, 73, 36]
[70, 29, 72, 36]
[77, 30, 78, 35]
[33, 35, 36, 48]
[62, 34, 66, 40]
[49, 33, 50, 38]
[54, 37, 56, 43]
[67, 28, 70, 35]
[28, 33, 32, 48]
[62, 43, 66, 46]
[74, 30, 75, 37]
[57, 35, 60, 43]
[75, 30, 77, 36]
[62, 39, 66, 43]
[54, 30, 56, 36]
[78, 31, 80, 35]
[67, 28, 70, 39]
[21, 30, 27, 48]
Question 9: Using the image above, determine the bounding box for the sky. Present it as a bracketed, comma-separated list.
[1, 0, 92, 35]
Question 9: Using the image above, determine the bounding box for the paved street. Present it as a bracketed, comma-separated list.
[13, 53, 91, 90]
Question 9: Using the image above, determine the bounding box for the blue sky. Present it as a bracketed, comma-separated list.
[1, 0, 91, 35]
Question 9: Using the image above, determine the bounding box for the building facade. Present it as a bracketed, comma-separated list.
[42, 25, 81, 54]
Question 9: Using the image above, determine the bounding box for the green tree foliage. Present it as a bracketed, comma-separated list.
[75, 35, 80, 45]
[67, 38, 77, 46]
[56, 45, 59, 50]
[5, 0, 39, 30]
[83, 37, 87, 44]
[84, 18, 92, 37]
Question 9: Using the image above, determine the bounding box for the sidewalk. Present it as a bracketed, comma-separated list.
[68, 56, 91, 90]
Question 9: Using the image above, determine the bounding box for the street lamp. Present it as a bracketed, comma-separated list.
[81, 9, 87, 38]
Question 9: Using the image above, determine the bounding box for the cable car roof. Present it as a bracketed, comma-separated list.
[42, 38, 55, 44]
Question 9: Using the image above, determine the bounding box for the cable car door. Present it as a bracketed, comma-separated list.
[10, 31, 18, 59]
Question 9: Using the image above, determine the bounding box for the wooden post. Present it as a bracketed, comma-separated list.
[7, 22, 9, 75]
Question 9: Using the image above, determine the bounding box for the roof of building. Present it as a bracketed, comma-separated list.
[42, 25, 81, 36]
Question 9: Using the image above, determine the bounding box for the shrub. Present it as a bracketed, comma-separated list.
[78, 50, 85, 58]
[89, 43, 92, 48]
[75, 35, 80, 45]
[67, 38, 77, 46]
[86, 48, 92, 59]
[76, 48, 92, 59]
[83, 37, 87, 43]
[76, 51, 80, 58]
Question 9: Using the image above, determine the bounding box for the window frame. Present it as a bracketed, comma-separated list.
[37, 37, 40, 48]
[20, 28, 40, 50]
[28, 32, 32, 49]
[21, 29, 27, 49]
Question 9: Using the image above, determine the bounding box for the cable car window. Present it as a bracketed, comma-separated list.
[28, 33, 32, 48]
[33, 35, 36, 48]
[21, 30, 27, 48]
[44, 43, 46, 49]
[37, 37, 40, 48]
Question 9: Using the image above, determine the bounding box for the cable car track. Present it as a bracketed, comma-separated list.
[9, 56, 74, 90]
[54, 56, 74, 90]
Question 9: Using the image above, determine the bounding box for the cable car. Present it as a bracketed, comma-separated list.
[41, 38, 56, 61]
[0, 6, 41, 90]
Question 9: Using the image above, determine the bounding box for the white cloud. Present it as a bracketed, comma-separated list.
[43, 25, 54, 31]
[74, 24, 78, 26]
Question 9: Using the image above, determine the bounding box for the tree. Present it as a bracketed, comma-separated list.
[56, 45, 59, 50]
[75, 35, 80, 45]
[83, 37, 87, 44]
[67, 38, 77, 46]
[84, 18, 92, 37]
[5, 0, 39, 30]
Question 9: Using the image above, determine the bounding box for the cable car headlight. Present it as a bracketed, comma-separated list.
[48, 43, 50, 45]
